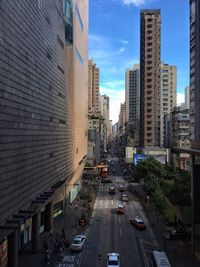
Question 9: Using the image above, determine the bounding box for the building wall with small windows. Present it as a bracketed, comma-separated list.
[0, 0, 74, 224]
[160, 63, 177, 147]
[140, 9, 161, 147]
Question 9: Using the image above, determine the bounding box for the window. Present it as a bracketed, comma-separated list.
[76, 5, 83, 31]
[75, 47, 83, 64]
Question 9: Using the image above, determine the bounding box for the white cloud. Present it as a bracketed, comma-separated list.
[103, 80, 124, 89]
[100, 87, 125, 123]
[116, 47, 125, 54]
[122, 0, 145, 6]
[120, 39, 129, 45]
[176, 93, 185, 105]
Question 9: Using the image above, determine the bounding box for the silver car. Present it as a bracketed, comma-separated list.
[70, 235, 86, 251]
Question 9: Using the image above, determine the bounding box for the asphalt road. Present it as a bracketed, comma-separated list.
[80, 156, 156, 267]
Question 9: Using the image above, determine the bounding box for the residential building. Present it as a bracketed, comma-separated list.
[171, 0, 200, 254]
[164, 114, 172, 148]
[171, 108, 190, 171]
[0, 0, 88, 265]
[101, 94, 110, 151]
[125, 64, 140, 123]
[118, 103, 126, 135]
[172, 109, 190, 148]
[189, 0, 200, 253]
[87, 111, 102, 166]
[88, 59, 100, 111]
[190, 0, 200, 143]
[185, 86, 190, 109]
[125, 64, 140, 146]
[140, 9, 161, 147]
[160, 63, 177, 147]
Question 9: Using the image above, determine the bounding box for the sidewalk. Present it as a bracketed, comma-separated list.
[128, 184, 200, 267]
[19, 197, 91, 267]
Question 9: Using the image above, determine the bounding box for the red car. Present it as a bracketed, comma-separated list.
[116, 205, 125, 214]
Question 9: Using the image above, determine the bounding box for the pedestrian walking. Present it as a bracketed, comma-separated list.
[44, 248, 51, 265]
[63, 239, 70, 250]
[42, 239, 48, 250]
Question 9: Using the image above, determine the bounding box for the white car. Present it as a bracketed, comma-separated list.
[70, 235, 86, 251]
[121, 193, 128, 202]
[107, 253, 120, 267]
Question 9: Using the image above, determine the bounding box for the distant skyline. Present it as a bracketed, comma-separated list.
[89, 0, 189, 123]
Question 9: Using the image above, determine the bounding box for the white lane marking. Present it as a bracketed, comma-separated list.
[112, 200, 113, 205]
[120, 227, 122, 237]
[118, 217, 121, 224]
[100, 200, 102, 206]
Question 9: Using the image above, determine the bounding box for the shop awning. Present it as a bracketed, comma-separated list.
[0, 228, 13, 243]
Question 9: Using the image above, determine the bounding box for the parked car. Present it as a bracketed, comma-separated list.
[121, 193, 128, 202]
[130, 217, 146, 230]
[116, 205, 125, 214]
[70, 235, 86, 251]
[107, 253, 120, 267]
[109, 186, 115, 194]
[165, 226, 191, 240]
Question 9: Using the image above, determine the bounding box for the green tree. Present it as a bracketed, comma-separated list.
[160, 179, 174, 197]
[169, 170, 191, 205]
[134, 157, 167, 182]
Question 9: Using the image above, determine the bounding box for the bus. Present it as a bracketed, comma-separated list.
[100, 167, 109, 178]
[152, 250, 171, 267]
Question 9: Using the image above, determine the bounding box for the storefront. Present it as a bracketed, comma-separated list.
[53, 201, 64, 219]
[0, 236, 8, 267]
[39, 208, 45, 234]
[69, 182, 81, 203]
[19, 218, 32, 248]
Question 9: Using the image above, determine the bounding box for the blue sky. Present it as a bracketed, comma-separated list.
[89, 0, 189, 123]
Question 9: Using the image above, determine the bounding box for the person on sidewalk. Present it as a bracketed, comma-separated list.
[63, 239, 70, 250]
[44, 248, 51, 265]
[43, 239, 48, 251]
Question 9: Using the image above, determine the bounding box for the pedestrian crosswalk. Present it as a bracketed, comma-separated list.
[98, 182, 129, 189]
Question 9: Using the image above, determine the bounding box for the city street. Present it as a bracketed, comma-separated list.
[55, 156, 158, 267]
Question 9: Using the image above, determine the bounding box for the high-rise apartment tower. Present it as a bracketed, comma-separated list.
[190, 0, 200, 143]
[125, 64, 140, 123]
[160, 63, 177, 147]
[140, 9, 161, 147]
[88, 59, 100, 111]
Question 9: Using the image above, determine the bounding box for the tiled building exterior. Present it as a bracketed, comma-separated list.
[0, 0, 73, 223]
[140, 9, 161, 147]
[0, 0, 88, 265]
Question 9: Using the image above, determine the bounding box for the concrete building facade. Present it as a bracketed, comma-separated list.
[125, 64, 140, 123]
[118, 103, 126, 135]
[0, 0, 88, 265]
[185, 86, 190, 110]
[190, 0, 200, 143]
[140, 9, 161, 147]
[160, 63, 177, 147]
[88, 59, 100, 111]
